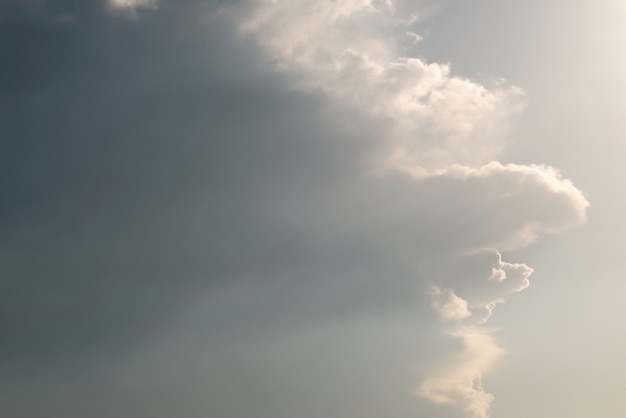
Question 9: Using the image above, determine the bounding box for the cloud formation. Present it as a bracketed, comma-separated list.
[224, 1, 589, 417]
[0, 2, 590, 418]
[228, 0, 524, 171]
[0, 0, 45, 9]
[418, 327, 504, 418]
[108, 0, 158, 15]
[419, 249, 533, 417]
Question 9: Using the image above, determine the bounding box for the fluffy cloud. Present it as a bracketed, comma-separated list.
[429, 250, 533, 326]
[430, 286, 472, 321]
[418, 327, 504, 418]
[420, 249, 533, 416]
[362, 164, 582, 416]
[227, 0, 524, 171]
[224, 2, 589, 417]
[416, 162, 588, 251]
[292, 162, 588, 265]
[0, 2, 590, 418]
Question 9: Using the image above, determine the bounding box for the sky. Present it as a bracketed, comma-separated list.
[1, 1, 625, 417]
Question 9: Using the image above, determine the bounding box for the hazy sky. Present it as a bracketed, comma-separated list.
[1, 1, 625, 417]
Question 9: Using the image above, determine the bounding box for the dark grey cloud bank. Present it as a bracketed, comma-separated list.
[1, 0, 440, 398]
[0, 2, 587, 418]
[1, 0, 379, 364]
[0, 14, 450, 418]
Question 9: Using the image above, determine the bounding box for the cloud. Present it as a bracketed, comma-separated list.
[0, 2, 590, 418]
[290, 162, 588, 268]
[418, 327, 504, 418]
[430, 252, 532, 325]
[416, 162, 589, 251]
[430, 286, 472, 321]
[227, 0, 525, 171]
[108, 0, 158, 16]
[223, 2, 589, 417]
[0, 0, 45, 9]
[419, 249, 533, 416]
[408, 162, 585, 417]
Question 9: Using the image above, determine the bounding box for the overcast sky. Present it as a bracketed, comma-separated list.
[1, 1, 625, 417]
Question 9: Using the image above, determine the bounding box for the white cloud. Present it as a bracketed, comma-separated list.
[410, 164, 583, 416]
[302, 162, 588, 263]
[418, 327, 504, 418]
[265, 156, 586, 418]
[419, 249, 534, 416]
[417, 162, 589, 251]
[227, 0, 525, 170]
[406, 31, 423, 44]
[109, 0, 158, 16]
[430, 286, 472, 321]
[224, 2, 589, 417]
[0, 2, 595, 417]
[428, 249, 532, 324]
[110, 0, 157, 7]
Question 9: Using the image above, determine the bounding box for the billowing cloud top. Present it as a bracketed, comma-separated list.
[0, 2, 589, 418]
[223, 1, 588, 417]
[227, 0, 525, 171]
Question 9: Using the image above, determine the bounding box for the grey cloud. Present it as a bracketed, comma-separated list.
[1, 0, 309, 365]
[219, 3, 584, 417]
[0, 2, 589, 418]
[0, 0, 45, 10]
